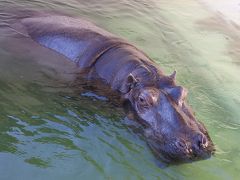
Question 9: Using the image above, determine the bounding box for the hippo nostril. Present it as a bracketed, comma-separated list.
[195, 133, 208, 149]
[175, 139, 192, 155]
[200, 135, 208, 149]
[175, 140, 186, 149]
[175, 139, 189, 151]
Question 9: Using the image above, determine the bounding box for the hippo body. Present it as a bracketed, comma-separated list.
[11, 12, 214, 163]
[14, 15, 159, 89]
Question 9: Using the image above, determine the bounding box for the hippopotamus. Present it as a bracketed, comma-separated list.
[10, 11, 215, 164]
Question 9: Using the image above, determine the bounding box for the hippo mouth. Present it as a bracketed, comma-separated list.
[146, 136, 215, 164]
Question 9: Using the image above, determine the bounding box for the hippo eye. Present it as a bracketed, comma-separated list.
[138, 95, 151, 108]
[138, 95, 150, 108]
[165, 86, 187, 105]
[139, 97, 144, 102]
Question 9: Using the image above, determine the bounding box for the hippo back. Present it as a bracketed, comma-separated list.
[12, 14, 128, 68]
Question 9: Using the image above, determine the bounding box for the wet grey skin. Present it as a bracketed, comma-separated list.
[11, 11, 215, 164]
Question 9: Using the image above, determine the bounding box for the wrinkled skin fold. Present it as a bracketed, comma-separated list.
[10, 11, 215, 164]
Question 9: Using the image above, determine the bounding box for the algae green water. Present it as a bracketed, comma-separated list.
[0, 0, 240, 179]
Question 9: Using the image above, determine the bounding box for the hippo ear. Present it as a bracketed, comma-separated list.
[169, 70, 177, 81]
[165, 86, 188, 105]
[120, 73, 138, 93]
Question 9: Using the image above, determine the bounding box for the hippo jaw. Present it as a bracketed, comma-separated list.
[144, 119, 215, 163]
[123, 74, 215, 164]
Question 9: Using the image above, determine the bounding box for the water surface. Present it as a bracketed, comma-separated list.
[0, 0, 240, 179]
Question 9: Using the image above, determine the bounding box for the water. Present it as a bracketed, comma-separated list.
[0, 0, 240, 179]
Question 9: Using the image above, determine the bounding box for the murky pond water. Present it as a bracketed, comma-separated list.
[0, 0, 240, 179]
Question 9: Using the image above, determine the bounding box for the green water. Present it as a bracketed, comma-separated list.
[0, 0, 240, 179]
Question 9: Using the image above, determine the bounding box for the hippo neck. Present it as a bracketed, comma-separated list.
[92, 43, 165, 93]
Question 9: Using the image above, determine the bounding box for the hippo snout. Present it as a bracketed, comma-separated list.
[174, 133, 210, 156]
[172, 133, 214, 162]
[189, 133, 214, 159]
[193, 133, 209, 151]
[145, 129, 214, 163]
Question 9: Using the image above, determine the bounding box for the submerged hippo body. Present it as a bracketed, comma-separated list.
[11, 12, 214, 163]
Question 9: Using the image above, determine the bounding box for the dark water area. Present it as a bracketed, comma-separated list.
[0, 0, 240, 179]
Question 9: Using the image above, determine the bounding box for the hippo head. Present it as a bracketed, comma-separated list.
[122, 68, 215, 164]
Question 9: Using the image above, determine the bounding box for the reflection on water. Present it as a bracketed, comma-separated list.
[0, 0, 240, 179]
